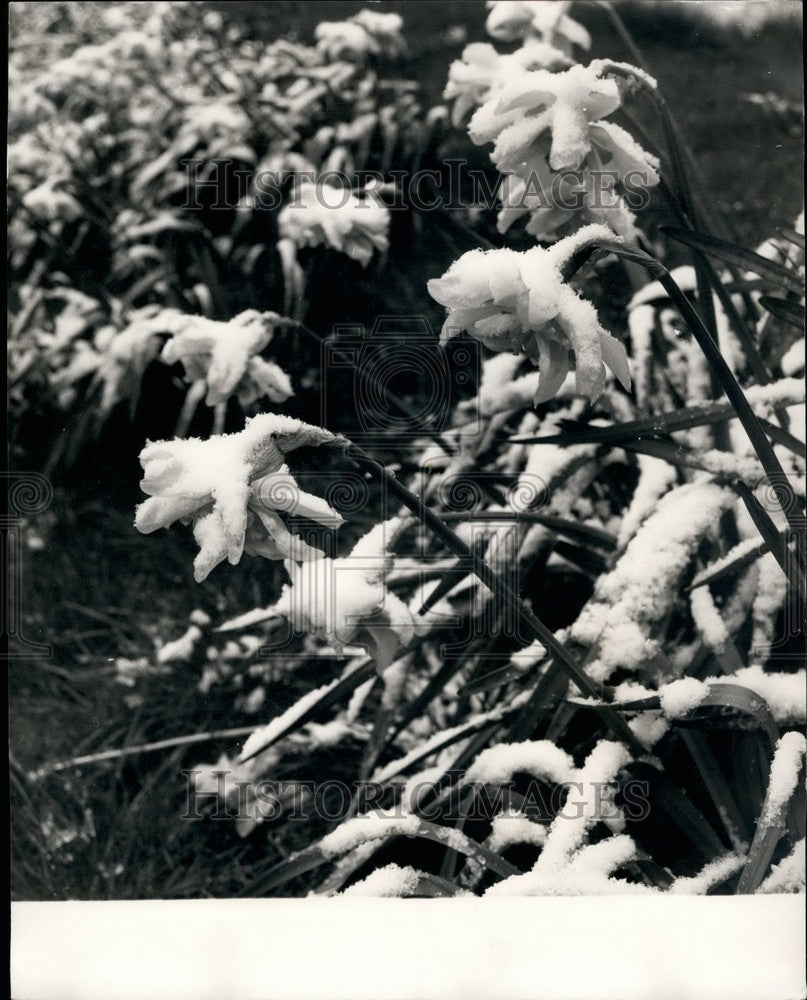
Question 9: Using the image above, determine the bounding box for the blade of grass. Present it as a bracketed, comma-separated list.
[238, 659, 377, 765]
[758, 295, 805, 329]
[662, 228, 802, 295]
[509, 397, 801, 447]
[439, 511, 616, 550]
[733, 481, 805, 594]
[254, 816, 520, 893]
[626, 761, 726, 859]
[737, 734, 806, 893]
[680, 729, 750, 853]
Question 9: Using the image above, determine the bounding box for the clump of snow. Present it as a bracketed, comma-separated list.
[758, 838, 805, 893]
[690, 586, 729, 653]
[488, 811, 548, 851]
[691, 448, 764, 484]
[572, 482, 734, 681]
[629, 713, 669, 749]
[744, 377, 805, 412]
[781, 340, 805, 377]
[486, 741, 642, 896]
[113, 656, 167, 687]
[627, 303, 655, 409]
[319, 812, 422, 858]
[465, 740, 575, 785]
[156, 624, 203, 663]
[713, 294, 745, 376]
[617, 454, 677, 548]
[338, 863, 421, 898]
[658, 677, 708, 718]
[729, 666, 806, 723]
[629, 266, 697, 308]
[668, 854, 744, 894]
[751, 553, 789, 659]
[761, 731, 806, 826]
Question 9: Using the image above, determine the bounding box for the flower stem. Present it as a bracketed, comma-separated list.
[344, 442, 647, 756]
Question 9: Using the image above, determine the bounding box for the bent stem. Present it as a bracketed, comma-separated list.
[343, 441, 646, 757]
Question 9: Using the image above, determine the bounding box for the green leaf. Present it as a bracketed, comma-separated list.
[661, 227, 802, 294]
[255, 816, 519, 892]
[737, 741, 806, 894]
[758, 295, 806, 329]
[680, 729, 750, 853]
[626, 761, 726, 859]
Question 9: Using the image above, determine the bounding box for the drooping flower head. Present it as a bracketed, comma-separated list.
[135, 414, 343, 581]
[465, 60, 659, 241]
[315, 9, 405, 62]
[160, 310, 293, 407]
[279, 181, 390, 267]
[485, 0, 591, 54]
[471, 61, 658, 175]
[444, 41, 571, 126]
[275, 517, 422, 671]
[497, 149, 646, 243]
[427, 224, 631, 404]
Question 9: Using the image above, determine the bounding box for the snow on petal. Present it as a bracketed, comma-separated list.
[428, 227, 629, 405]
[135, 414, 339, 580]
[279, 182, 390, 267]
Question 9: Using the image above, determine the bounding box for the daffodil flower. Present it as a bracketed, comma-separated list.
[278, 181, 390, 268]
[22, 178, 82, 223]
[444, 41, 571, 126]
[315, 10, 404, 62]
[471, 61, 658, 175]
[49, 305, 166, 419]
[427, 224, 631, 404]
[160, 310, 293, 407]
[497, 152, 644, 242]
[274, 518, 423, 671]
[135, 414, 342, 581]
[485, 0, 591, 54]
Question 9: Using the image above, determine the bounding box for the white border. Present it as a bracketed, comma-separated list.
[11, 897, 806, 1000]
